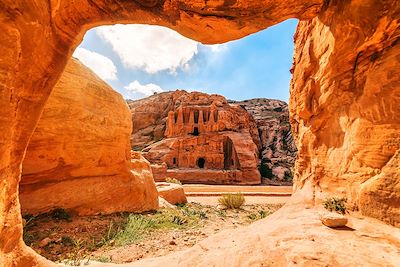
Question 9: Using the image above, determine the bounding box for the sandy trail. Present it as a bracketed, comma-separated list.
[184, 184, 292, 205]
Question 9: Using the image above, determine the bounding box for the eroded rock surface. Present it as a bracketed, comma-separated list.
[290, 0, 400, 226]
[129, 91, 261, 184]
[231, 98, 297, 182]
[1, 0, 399, 265]
[20, 59, 158, 216]
[156, 182, 188, 205]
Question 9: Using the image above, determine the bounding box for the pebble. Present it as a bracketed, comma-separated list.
[38, 237, 52, 248]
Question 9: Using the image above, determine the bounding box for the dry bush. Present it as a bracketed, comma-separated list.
[165, 177, 182, 185]
[218, 193, 245, 209]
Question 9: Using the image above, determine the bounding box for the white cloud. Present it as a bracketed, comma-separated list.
[208, 44, 228, 53]
[73, 47, 117, 81]
[124, 80, 163, 100]
[96, 24, 199, 74]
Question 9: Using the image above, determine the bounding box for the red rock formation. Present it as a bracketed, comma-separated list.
[20, 58, 159, 216]
[1, 0, 400, 265]
[130, 91, 261, 185]
[290, 0, 400, 227]
[232, 98, 297, 182]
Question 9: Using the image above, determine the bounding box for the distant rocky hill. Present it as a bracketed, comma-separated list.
[229, 98, 297, 182]
[127, 91, 297, 182]
[128, 90, 261, 185]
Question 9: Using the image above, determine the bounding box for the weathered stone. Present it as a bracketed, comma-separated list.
[156, 182, 187, 205]
[1, 0, 400, 265]
[158, 197, 177, 209]
[320, 212, 348, 228]
[20, 59, 159, 216]
[130, 91, 261, 185]
[38, 238, 52, 248]
[290, 0, 400, 227]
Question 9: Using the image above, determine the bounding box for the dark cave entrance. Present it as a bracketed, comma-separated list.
[197, 157, 205, 168]
[193, 127, 199, 136]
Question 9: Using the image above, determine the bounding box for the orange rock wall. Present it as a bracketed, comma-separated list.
[20, 58, 158, 216]
[2, 0, 400, 265]
[290, 0, 400, 226]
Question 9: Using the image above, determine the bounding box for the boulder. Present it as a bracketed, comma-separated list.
[156, 182, 188, 205]
[320, 212, 348, 228]
[158, 197, 177, 209]
[19, 59, 159, 216]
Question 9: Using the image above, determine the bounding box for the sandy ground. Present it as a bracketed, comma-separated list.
[183, 184, 293, 194]
[188, 196, 290, 205]
[184, 184, 292, 205]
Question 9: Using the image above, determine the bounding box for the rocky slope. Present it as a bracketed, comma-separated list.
[231, 98, 297, 182]
[20, 58, 159, 216]
[129, 90, 261, 185]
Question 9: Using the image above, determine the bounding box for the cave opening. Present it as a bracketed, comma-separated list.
[192, 126, 199, 136]
[197, 157, 206, 168]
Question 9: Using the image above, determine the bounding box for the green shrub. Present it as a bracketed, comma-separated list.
[323, 197, 347, 214]
[247, 210, 270, 221]
[114, 215, 155, 245]
[165, 177, 182, 185]
[218, 193, 245, 209]
[111, 206, 205, 246]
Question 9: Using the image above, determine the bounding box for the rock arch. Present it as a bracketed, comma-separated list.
[1, 0, 399, 265]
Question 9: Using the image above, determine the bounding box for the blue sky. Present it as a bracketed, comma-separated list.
[74, 19, 298, 102]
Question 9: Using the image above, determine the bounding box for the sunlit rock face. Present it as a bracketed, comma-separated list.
[290, 0, 400, 226]
[20, 58, 159, 216]
[129, 90, 261, 185]
[1, 0, 400, 265]
[232, 98, 297, 182]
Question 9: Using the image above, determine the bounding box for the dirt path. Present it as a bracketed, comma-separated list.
[183, 184, 292, 194]
[184, 184, 292, 205]
[188, 196, 290, 205]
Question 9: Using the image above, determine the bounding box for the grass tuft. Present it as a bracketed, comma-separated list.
[218, 193, 245, 209]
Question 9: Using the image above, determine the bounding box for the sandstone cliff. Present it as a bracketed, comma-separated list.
[129, 90, 261, 184]
[1, 0, 400, 265]
[20, 58, 159, 216]
[231, 98, 297, 182]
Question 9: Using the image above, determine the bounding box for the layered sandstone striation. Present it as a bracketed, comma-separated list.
[129, 91, 261, 185]
[232, 98, 297, 182]
[20, 58, 158, 216]
[1, 0, 400, 265]
[290, 0, 400, 226]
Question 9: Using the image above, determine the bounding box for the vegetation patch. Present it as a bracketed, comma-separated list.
[218, 193, 245, 209]
[165, 177, 182, 185]
[323, 197, 347, 214]
[23, 202, 282, 264]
